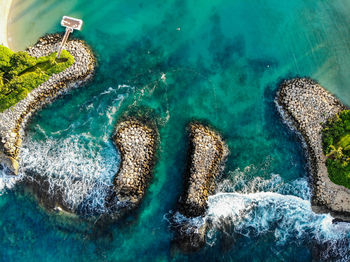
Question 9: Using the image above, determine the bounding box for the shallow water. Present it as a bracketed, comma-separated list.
[2, 0, 350, 261]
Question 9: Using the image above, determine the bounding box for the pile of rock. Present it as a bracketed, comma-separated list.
[0, 34, 95, 174]
[180, 123, 229, 217]
[110, 119, 158, 211]
[173, 123, 228, 252]
[276, 77, 350, 220]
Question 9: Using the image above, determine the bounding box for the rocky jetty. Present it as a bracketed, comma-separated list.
[0, 34, 95, 174]
[174, 122, 228, 251]
[180, 123, 229, 217]
[107, 118, 158, 217]
[276, 77, 350, 220]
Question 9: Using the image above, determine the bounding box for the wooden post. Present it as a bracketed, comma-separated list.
[57, 27, 73, 58]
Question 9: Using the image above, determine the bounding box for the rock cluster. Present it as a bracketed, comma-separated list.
[276, 77, 350, 220]
[0, 34, 95, 174]
[180, 123, 229, 217]
[173, 123, 228, 252]
[111, 119, 158, 209]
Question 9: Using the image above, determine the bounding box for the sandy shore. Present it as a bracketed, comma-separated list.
[0, 0, 13, 47]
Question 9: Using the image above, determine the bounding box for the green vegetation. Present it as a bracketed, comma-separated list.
[0, 45, 74, 112]
[322, 110, 350, 189]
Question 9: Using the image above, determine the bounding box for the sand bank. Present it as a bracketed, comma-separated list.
[0, 0, 13, 47]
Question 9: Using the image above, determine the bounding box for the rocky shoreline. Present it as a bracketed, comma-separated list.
[106, 118, 158, 218]
[275, 77, 350, 220]
[174, 122, 228, 251]
[0, 34, 95, 174]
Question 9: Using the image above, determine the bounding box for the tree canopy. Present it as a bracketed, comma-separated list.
[0, 45, 74, 112]
[322, 110, 350, 188]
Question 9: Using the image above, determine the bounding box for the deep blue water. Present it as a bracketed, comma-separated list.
[1, 0, 350, 261]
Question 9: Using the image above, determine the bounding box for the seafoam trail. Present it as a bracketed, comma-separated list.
[204, 171, 350, 261]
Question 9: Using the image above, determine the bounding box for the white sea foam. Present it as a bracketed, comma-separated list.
[166, 211, 205, 235]
[206, 191, 350, 260]
[205, 168, 350, 260]
[0, 165, 22, 194]
[101, 84, 132, 95]
[19, 134, 119, 214]
[105, 94, 127, 131]
[0, 84, 131, 213]
[217, 167, 311, 200]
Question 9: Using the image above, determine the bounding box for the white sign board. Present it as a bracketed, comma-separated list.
[61, 16, 83, 30]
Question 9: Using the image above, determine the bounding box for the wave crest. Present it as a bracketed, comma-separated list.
[217, 167, 311, 200]
[206, 169, 350, 261]
[19, 134, 119, 215]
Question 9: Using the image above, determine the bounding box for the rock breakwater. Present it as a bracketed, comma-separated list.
[173, 122, 228, 252]
[276, 77, 350, 220]
[0, 34, 95, 174]
[107, 118, 158, 217]
[180, 123, 229, 217]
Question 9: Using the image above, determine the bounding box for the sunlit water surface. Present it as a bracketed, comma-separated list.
[2, 0, 350, 261]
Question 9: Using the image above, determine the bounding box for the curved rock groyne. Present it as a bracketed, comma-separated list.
[107, 118, 158, 217]
[276, 77, 350, 220]
[180, 123, 229, 217]
[0, 34, 95, 174]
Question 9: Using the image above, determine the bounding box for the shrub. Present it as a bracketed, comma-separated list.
[0, 45, 13, 69]
[322, 110, 350, 189]
[0, 45, 74, 112]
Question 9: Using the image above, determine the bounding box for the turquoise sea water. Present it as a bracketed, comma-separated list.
[2, 0, 350, 261]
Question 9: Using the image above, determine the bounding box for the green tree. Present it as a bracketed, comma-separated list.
[322, 110, 350, 188]
[326, 145, 344, 160]
[0, 45, 74, 111]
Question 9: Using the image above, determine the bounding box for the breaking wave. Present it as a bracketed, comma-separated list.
[0, 165, 22, 194]
[204, 168, 350, 261]
[19, 134, 119, 215]
[0, 84, 135, 215]
[217, 166, 311, 200]
[168, 165, 350, 260]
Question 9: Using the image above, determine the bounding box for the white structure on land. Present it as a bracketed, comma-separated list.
[57, 16, 83, 58]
